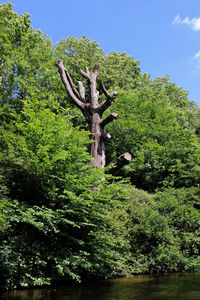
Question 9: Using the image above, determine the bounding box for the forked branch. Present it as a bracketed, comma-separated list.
[98, 79, 117, 112]
[56, 60, 85, 110]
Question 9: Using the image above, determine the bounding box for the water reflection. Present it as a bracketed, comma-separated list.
[1, 273, 200, 300]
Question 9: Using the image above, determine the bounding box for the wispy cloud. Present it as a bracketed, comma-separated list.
[172, 14, 200, 31]
[193, 50, 200, 70]
[194, 50, 200, 59]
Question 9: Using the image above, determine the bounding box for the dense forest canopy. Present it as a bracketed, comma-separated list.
[0, 3, 200, 291]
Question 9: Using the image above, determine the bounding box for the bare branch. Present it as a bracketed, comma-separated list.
[56, 60, 85, 110]
[99, 79, 117, 100]
[78, 81, 85, 102]
[80, 67, 91, 80]
[65, 69, 80, 99]
[101, 112, 118, 127]
[98, 79, 117, 112]
[85, 67, 90, 76]
[100, 96, 117, 113]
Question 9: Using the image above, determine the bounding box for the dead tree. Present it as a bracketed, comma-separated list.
[56, 60, 131, 169]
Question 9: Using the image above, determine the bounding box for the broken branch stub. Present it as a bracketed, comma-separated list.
[107, 152, 132, 175]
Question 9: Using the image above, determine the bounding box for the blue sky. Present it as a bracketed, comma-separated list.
[2, 0, 200, 105]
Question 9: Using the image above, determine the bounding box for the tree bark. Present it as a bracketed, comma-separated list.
[56, 60, 121, 168]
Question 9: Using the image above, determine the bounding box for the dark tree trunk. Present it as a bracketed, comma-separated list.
[56, 60, 129, 169]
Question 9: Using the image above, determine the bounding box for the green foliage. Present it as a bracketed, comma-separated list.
[1, 3, 200, 292]
[0, 196, 9, 232]
[0, 97, 132, 289]
[126, 186, 200, 274]
[106, 83, 200, 191]
[0, 97, 94, 203]
[0, 2, 57, 110]
[1, 96, 200, 289]
[56, 36, 140, 91]
[55, 36, 141, 126]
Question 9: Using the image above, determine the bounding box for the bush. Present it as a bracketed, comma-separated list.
[0, 99, 133, 289]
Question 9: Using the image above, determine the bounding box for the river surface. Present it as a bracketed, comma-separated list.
[1, 273, 200, 300]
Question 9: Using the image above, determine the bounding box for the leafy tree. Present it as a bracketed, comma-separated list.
[56, 36, 141, 91]
[0, 98, 132, 289]
[106, 78, 200, 191]
[128, 187, 200, 273]
[0, 2, 57, 110]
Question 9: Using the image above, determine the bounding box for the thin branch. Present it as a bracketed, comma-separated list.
[98, 79, 117, 112]
[78, 81, 85, 102]
[65, 69, 80, 99]
[80, 67, 91, 80]
[80, 65, 100, 107]
[99, 79, 117, 100]
[56, 60, 85, 110]
[101, 112, 118, 127]
[100, 96, 117, 113]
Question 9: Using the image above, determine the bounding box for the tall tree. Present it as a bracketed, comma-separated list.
[106, 78, 200, 191]
[0, 3, 56, 110]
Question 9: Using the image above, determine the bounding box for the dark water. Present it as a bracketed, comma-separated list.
[1, 273, 200, 300]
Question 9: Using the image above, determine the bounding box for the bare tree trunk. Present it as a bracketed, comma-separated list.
[56, 60, 126, 169]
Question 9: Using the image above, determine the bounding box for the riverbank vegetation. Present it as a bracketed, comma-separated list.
[0, 3, 200, 290]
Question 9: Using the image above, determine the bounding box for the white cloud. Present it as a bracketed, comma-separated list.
[193, 50, 200, 70]
[194, 50, 200, 59]
[172, 14, 200, 31]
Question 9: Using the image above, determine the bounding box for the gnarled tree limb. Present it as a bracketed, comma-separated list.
[56, 60, 85, 110]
